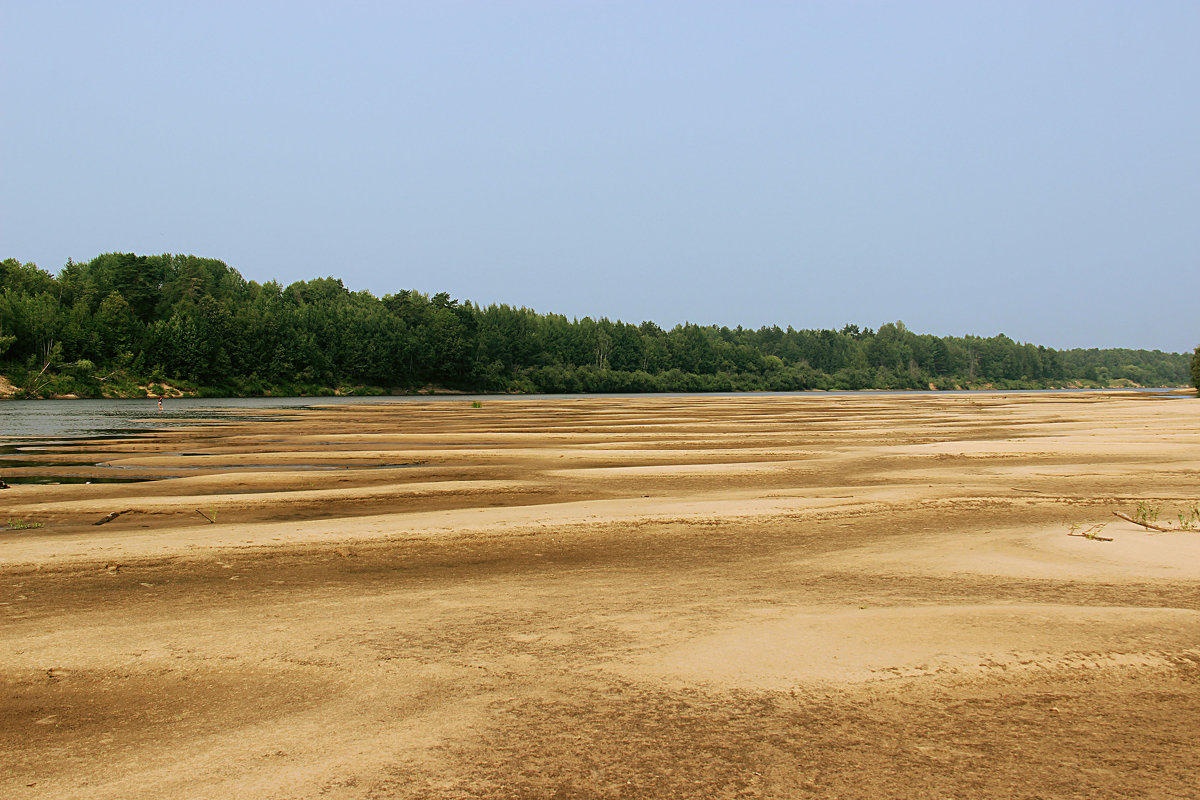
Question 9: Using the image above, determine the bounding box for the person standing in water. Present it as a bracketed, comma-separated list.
[157, 396, 163, 411]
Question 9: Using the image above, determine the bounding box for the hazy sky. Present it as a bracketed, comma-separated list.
[2, 1, 1197, 352]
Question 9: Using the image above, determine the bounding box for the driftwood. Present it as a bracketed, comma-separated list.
[93, 509, 131, 526]
[1112, 511, 1175, 532]
[1067, 524, 1113, 542]
[195, 508, 216, 524]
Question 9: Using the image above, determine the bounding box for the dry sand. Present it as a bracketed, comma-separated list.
[2, 391, 1199, 799]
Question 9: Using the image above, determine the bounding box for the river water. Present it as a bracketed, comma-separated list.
[0, 395, 473, 485]
[0, 395, 489, 441]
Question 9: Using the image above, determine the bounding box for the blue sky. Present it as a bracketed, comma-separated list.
[2, 1, 1197, 352]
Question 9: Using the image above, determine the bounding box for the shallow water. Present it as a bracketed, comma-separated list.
[0, 395, 442, 440]
[2, 475, 154, 485]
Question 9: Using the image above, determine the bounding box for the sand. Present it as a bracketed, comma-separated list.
[2, 391, 1199, 799]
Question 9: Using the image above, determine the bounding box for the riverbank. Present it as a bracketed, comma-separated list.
[1, 363, 1185, 400]
[3, 392, 1199, 798]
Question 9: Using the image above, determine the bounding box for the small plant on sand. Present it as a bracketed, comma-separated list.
[1067, 522, 1111, 541]
[5, 518, 43, 530]
[470, 400, 483, 408]
[1177, 504, 1200, 531]
[1133, 501, 1161, 526]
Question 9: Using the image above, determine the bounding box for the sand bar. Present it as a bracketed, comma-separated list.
[2, 391, 1199, 798]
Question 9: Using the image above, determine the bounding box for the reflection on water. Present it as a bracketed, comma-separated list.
[0, 396, 430, 484]
[0, 395, 460, 440]
[0, 396, 443, 483]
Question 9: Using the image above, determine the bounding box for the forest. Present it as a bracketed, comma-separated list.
[1, 253, 1195, 398]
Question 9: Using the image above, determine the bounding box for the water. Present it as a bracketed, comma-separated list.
[0, 395, 448, 440]
[0, 396, 445, 485]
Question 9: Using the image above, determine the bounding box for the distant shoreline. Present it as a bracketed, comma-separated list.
[2, 380, 1192, 403]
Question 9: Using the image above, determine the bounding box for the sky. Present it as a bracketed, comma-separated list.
[2, 1, 1197, 352]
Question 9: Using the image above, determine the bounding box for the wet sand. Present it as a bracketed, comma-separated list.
[2, 392, 1199, 799]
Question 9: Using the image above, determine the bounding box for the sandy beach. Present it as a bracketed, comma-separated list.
[3, 391, 1199, 799]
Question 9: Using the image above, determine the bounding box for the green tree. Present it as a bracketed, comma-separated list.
[4, 250, 1195, 397]
[95, 291, 139, 361]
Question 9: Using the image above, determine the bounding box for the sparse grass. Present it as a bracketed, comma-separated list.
[1177, 504, 1200, 531]
[6, 518, 43, 531]
[1134, 500, 1200, 531]
[1134, 501, 1161, 526]
[471, 400, 483, 408]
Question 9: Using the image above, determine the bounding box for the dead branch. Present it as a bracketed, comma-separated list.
[195, 508, 216, 524]
[1112, 511, 1175, 533]
[1067, 529, 1113, 542]
[93, 509, 131, 526]
[27, 359, 54, 394]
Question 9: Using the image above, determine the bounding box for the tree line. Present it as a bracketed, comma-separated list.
[0, 253, 1194, 398]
